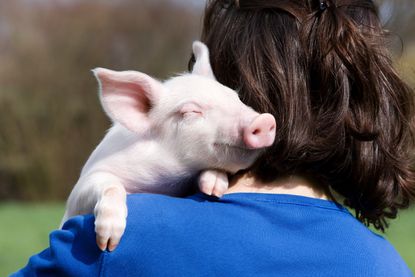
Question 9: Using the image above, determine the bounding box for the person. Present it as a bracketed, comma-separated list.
[12, 0, 415, 276]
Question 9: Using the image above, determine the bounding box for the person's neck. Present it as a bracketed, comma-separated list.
[225, 172, 330, 200]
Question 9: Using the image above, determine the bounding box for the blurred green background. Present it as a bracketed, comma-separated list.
[0, 0, 414, 275]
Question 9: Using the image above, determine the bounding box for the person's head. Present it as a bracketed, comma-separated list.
[190, 0, 415, 231]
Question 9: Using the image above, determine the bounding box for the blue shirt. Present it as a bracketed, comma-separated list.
[12, 193, 412, 276]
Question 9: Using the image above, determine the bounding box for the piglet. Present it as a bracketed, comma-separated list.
[61, 41, 276, 252]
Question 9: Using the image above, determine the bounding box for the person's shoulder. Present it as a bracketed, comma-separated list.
[11, 214, 103, 277]
[127, 192, 199, 207]
[364, 232, 412, 275]
[106, 193, 207, 260]
[335, 214, 412, 276]
[126, 192, 205, 214]
[362, 233, 412, 275]
[124, 193, 207, 230]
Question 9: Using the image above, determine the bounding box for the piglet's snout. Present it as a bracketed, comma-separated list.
[243, 113, 276, 149]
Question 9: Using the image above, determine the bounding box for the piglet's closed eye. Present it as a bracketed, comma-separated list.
[179, 102, 204, 118]
[93, 67, 165, 136]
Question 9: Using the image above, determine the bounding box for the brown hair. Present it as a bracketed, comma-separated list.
[190, 0, 415, 231]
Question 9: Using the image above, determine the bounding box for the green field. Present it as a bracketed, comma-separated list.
[0, 203, 414, 276]
[0, 202, 65, 276]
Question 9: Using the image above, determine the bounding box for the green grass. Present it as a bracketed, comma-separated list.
[0, 203, 414, 276]
[0, 202, 65, 276]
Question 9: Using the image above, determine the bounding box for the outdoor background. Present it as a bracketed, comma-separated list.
[0, 0, 414, 275]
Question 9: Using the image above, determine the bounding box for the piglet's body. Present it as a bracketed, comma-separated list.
[62, 41, 276, 251]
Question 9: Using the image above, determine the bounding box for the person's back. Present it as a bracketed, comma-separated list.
[16, 193, 410, 276]
[117, 194, 410, 276]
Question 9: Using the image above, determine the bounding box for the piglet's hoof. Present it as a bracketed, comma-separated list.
[198, 170, 229, 197]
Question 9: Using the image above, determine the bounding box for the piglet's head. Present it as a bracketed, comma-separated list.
[92, 41, 216, 137]
[93, 41, 276, 173]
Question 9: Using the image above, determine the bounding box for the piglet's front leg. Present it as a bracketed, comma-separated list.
[198, 170, 229, 197]
[94, 184, 127, 252]
[64, 171, 128, 251]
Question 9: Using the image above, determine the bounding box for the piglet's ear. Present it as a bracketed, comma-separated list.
[93, 67, 164, 134]
[192, 41, 216, 80]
